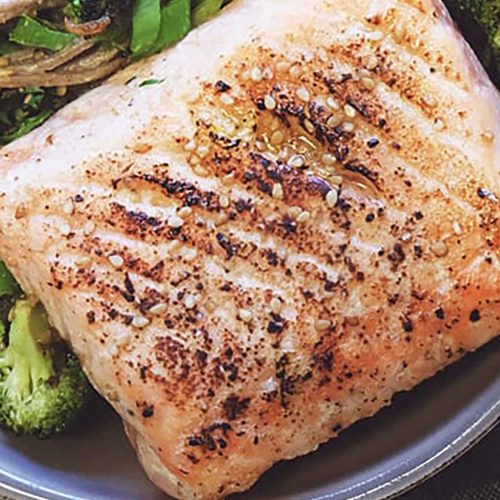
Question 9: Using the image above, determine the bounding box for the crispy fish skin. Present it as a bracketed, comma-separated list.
[0, 0, 499, 498]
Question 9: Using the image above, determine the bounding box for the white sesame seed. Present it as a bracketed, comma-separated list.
[318, 47, 328, 62]
[364, 55, 378, 70]
[75, 256, 91, 267]
[263, 67, 274, 80]
[184, 294, 199, 309]
[194, 165, 209, 177]
[289, 206, 303, 219]
[297, 210, 311, 223]
[196, 145, 210, 158]
[289, 65, 302, 78]
[431, 241, 449, 257]
[452, 221, 463, 236]
[272, 183, 284, 200]
[327, 115, 342, 128]
[63, 199, 74, 215]
[108, 254, 124, 267]
[83, 221, 95, 235]
[330, 175, 343, 186]
[326, 97, 340, 110]
[220, 93, 235, 106]
[322, 153, 336, 166]
[251, 67, 263, 82]
[184, 140, 197, 152]
[132, 315, 150, 328]
[343, 122, 355, 133]
[264, 94, 277, 110]
[314, 319, 332, 332]
[60, 223, 71, 236]
[372, 30, 384, 41]
[344, 104, 356, 118]
[150, 303, 168, 315]
[304, 119, 315, 134]
[219, 194, 230, 208]
[296, 86, 310, 102]
[361, 77, 376, 91]
[270, 130, 284, 146]
[178, 206, 193, 219]
[289, 154, 306, 168]
[434, 118, 445, 131]
[422, 95, 437, 108]
[276, 61, 291, 72]
[239, 308, 253, 323]
[326, 189, 338, 208]
[270, 298, 282, 315]
[183, 248, 198, 262]
[168, 215, 184, 229]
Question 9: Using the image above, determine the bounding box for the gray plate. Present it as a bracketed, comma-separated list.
[0, 338, 498, 500]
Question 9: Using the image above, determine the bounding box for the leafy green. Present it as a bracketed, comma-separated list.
[152, 0, 191, 53]
[139, 78, 165, 86]
[192, 0, 223, 27]
[0, 263, 20, 298]
[10, 16, 76, 51]
[130, 0, 161, 56]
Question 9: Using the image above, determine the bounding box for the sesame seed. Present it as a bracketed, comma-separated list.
[276, 61, 291, 72]
[219, 195, 230, 208]
[361, 77, 376, 91]
[304, 119, 315, 134]
[289, 154, 306, 168]
[330, 175, 343, 186]
[343, 122, 355, 133]
[270, 130, 284, 146]
[168, 215, 184, 229]
[239, 308, 253, 323]
[270, 298, 282, 315]
[133, 143, 152, 154]
[327, 97, 340, 110]
[251, 67, 262, 82]
[272, 183, 284, 200]
[296, 86, 310, 102]
[372, 30, 384, 41]
[216, 212, 229, 226]
[196, 145, 210, 158]
[327, 115, 342, 128]
[83, 221, 95, 235]
[63, 199, 74, 215]
[178, 206, 193, 219]
[289, 65, 302, 78]
[344, 104, 356, 118]
[15, 204, 27, 219]
[194, 165, 209, 177]
[434, 118, 445, 131]
[452, 222, 463, 236]
[297, 210, 311, 223]
[75, 256, 91, 267]
[263, 67, 274, 80]
[184, 294, 199, 309]
[264, 94, 277, 110]
[315, 319, 332, 332]
[318, 48, 328, 62]
[184, 140, 197, 152]
[60, 223, 71, 236]
[220, 93, 235, 106]
[289, 206, 303, 219]
[393, 22, 406, 42]
[132, 315, 150, 329]
[326, 189, 338, 208]
[322, 153, 336, 166]
[183, 248, 198, 262]
[56, 86, 67, 97]
[422, 95, 437, 108]
[149, 303, 168, 315]
[431, 241, 448, 257]
[108, 254, 124, 267]
[364, 55, 378, 70]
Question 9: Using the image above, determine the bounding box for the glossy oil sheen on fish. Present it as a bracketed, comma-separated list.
[0, 0, 499, 498]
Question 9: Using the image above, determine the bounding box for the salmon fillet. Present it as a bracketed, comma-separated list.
[0, 0, 499, 497]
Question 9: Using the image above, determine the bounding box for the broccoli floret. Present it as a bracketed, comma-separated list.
[0, 300, 92, 438]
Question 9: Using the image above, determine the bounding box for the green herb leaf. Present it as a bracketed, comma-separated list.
[0, 262, 20, 297]
[10, 16, 76, 52]
[130, 0, 162, 56]
[139, 78, 165, 87]
[153, 0, 191, 53]
[192, 0, 223, 27]
[1, 109, 54, 144]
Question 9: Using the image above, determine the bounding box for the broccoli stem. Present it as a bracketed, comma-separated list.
[0, 301, 53, 400]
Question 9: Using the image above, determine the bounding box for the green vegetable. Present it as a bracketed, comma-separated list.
[0, 300, 92, 438]
[130, 0, 161, 56]
[0, 263, 20, 298]
[10, 16, 76, 52]
[152, 0, 191, 53]
[139, 78, 165, 86]
[192, 0, 224, 27]
[71, 0, 109, 22]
